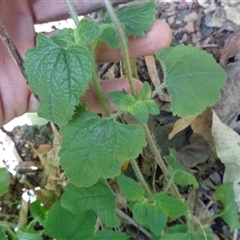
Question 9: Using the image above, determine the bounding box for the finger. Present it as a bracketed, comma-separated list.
[31, 0, 129, 23]
[96, 20, 172, 63]
[28, 79, 142, 114]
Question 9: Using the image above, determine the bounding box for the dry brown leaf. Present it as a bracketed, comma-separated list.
[144, 55, 171, 102]
[169, 115, 196, 140]
[33, 144, 52, 159]
[212, 109, 240, 211]
[190, 107, 216, 154]
[219, 30, 240, 65]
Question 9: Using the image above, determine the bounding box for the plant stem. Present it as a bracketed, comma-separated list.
[104, 0, 137, 98]
[91, 70, 111, 116]
[65, 0, 79, 26]
[141, 123, 182, 200]
[104, 0, 183, 201]
[151, 82, 167, 98]
[130, 159, 153, 201]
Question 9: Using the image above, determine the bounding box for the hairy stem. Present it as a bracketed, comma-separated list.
[130, 159, 153, 201]
[104, 0, 137, 98]
[91, 70, 111, 116]
[104, 0, 183, 201]
[65, 0, 79, 26]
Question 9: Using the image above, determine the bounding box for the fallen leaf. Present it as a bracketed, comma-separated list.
[212, 109, 240, 211]
[219, 30, 240, 65]
[169, 115, 196, 140]
[144, 55, 171, 102]
[190, 107, 216, 154]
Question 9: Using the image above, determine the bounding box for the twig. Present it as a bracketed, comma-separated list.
[0, 21, 28, 81]
[116, 208, 152, 239]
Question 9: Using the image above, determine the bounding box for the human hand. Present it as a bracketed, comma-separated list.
[0, 0, 172, 127]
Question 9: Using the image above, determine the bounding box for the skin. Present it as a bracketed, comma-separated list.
[0, 0, 172, 127]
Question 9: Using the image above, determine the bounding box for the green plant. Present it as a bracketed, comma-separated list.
[1, 0, 240, 239]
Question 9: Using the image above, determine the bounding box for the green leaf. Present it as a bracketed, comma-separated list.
[117, 174, 145, 201]
[50, 28, 75, 47]
[0, 168, 10, 195]
[139, 82, 152, 101]
[152, 193, 188, 218]
[146, 204, 167, 236]
[102, 0, 157, 37]
[96, 24, 121, 49]
[155, 45, 227, 118]
[0, 227, 7, 240]
[166, 224, 188, 234]
[16, 231, 42, 240]
[93, 230, 129, 240]
[30, 200, 48, 226]
[24, 34, 95, 125]
[132, 202, 148, 225]
[44, 202, 96, 240]
[74, 19, 102, 45]
[128, 100, 149, 123]
[61, 179, 120, 227]
[108, 91, 152, 123]
[108, 91, 135, 110]
[164, 149, 199, 188]
[213, 182, 240, 232]
[161, 229, 213, 240]
[145, 100, 160, 115]
[59, 106, 146, 187]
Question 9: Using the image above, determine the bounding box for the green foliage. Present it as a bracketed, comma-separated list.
[117, 174, 145, 201]
[155, 45, 227, 118]
[164, 149, 199, 188]
[59, 105, 146, 187]
[22, 0, 231, 238]
[0, 227, 7, 240]
[24, 34, 95, 125]
[213, 182, 240, 232]
[152, 193, 188, 218]
[0, 168, 10, 196]
[109, 84, 159, 123]
[44, 202, 96, 239]
[30, 200, 48, 226]
[15, 231, 43, 240]
[101, 0, 157, 37]
[61, 179, 120, 227]
[93, 230, 129, 240]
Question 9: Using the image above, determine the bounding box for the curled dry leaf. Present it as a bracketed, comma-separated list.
[212, 109, 240, 211]
[219, 30, 240, 65]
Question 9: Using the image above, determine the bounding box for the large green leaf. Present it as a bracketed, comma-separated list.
[0, 168, 10, 195]
[102, 0, 157, 37]
[152, 193, 188, 218]
[61, 179, 120, 227]
[44, 202, 96, 240]
[24, 34, 95, 125]
[155, 45, 227, 117]
[93, 230, 129, 240]
[59, 106, 146, 187]
[213, 182, 240, 232]
[117, 174, 145, 202]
